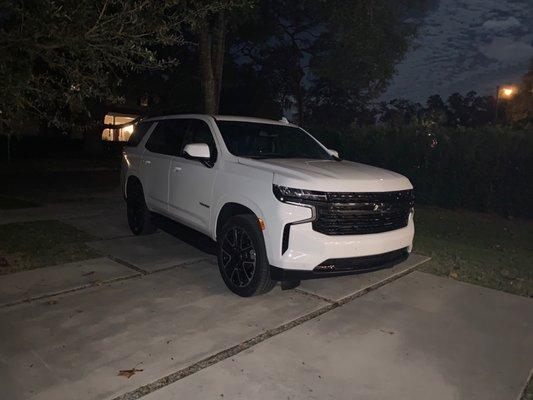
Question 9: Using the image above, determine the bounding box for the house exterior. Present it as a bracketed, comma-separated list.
[101, 112, 139, 142]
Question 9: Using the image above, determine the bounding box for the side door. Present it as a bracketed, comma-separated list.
[140, 120, 185, 214]
[168, 118, 219, 234]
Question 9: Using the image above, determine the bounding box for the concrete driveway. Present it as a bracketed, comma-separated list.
[0, 199, 531, 400]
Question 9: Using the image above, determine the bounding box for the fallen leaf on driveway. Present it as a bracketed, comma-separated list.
[118, 368, 143, 379]
[449, 271, 459, 279]
[45, 300, 58, 305]
[82, 271, 95, 276]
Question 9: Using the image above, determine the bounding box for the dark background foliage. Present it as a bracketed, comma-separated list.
[1, 0, 532, 219]
[313, 125, 533, 218]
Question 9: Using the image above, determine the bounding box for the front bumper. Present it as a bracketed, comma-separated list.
[270, 247, 409, 280]
[266, 206, 414, 271]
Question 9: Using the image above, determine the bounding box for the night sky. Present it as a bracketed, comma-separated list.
[383, 0, 533, 102]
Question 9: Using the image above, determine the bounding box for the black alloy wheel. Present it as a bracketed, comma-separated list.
[217, 214, 276, 297]
[221, 226, 257, 288]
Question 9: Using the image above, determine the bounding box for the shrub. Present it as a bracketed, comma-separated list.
[311, 125, 533, 218]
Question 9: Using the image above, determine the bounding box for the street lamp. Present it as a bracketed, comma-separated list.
[494, 85, 517, 123]
[500, 86, 516, 98]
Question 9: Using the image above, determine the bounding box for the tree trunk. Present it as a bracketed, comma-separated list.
[295, 82, 304, 125]
[212, 11, 226, 111]
[198, 12, 226, 114]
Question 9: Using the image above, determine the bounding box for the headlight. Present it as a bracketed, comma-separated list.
[273, 185, 327, 203]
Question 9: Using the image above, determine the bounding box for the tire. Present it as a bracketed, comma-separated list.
[126, 183, 157, 235]
[217, 214, 276, 297]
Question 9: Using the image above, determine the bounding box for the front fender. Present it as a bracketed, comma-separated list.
[212, 194, 266, 239]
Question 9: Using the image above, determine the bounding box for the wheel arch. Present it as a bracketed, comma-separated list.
[215, 202, 260, 240]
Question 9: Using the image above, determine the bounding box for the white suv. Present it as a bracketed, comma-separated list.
[121, 115, 414, 297]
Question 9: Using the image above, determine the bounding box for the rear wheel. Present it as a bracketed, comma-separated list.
[217, 214, 276, 297]
[127, 183, 156, 235]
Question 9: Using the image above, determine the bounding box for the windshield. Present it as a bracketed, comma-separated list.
[216, 121, 333, 160]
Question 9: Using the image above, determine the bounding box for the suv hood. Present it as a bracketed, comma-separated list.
[237, 158, 412, 192]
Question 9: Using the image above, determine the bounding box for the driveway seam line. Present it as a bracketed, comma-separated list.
[108, 255, 214, 276]
[293, 259, 426, 305]
[335, 261, 425, 306]
[293, 288, 335, 304]
[0, 258, 214, 309]
[108, 256, 150, 275]
[516, 369, 532, 400]
[111, 263, 422, 400]
[0, 273, 142, 309]
[145, 258, 214, 275]
[112, 304, 339, 400]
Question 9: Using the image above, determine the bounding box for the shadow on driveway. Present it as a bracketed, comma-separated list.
[152, 214, 217, 256]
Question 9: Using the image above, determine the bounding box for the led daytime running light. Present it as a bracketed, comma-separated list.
[273, 185, 327, 203]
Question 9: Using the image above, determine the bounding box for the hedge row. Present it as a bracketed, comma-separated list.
[311, 125, 533, 218]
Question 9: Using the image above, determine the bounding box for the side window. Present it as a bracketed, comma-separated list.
[145, 119, 188, 156]
[126, 122, 152, 147]
[180, 119, 218, 163]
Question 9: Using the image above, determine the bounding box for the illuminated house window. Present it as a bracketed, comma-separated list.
[102, 113, 138, 142]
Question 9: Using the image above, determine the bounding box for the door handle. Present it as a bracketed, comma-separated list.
[172, 166, 182, 172]
[143, 160, 152, 166]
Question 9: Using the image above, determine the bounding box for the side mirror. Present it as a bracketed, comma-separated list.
[183, 143, 210, 160]
[328, 149, 340, 159]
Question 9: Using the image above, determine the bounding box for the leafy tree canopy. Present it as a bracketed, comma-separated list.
[1, 0, 429, 133]
[232, 0, 425, 127]
[0, 0, 242, 129]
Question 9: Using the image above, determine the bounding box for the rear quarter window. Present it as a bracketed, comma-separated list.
[125, 122, 153, 147]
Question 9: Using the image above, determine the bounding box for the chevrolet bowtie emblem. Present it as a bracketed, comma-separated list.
[373, 202, 386, 211]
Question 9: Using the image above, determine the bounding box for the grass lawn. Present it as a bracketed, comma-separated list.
[0, 220, 100, 275]
[1, 159, 120, 203]
[0, 196, 41, 209]
[415, 206, 533, 298]
[0, 157, 120, 174]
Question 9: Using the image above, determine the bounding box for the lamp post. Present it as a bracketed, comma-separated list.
[494, 85, 517, 124]
[494, 85, 500, 124]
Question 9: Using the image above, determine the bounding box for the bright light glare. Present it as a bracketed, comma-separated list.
[500, 86, 517, 98]
[123, 124, 134, 134]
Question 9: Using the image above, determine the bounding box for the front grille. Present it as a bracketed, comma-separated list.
[312, 190, 413, 235]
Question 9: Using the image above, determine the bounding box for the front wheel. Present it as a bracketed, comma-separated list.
[217, 214, 276, 297]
